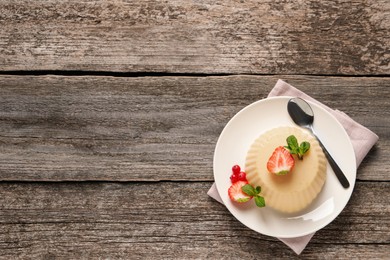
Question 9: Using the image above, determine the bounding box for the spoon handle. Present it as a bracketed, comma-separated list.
[313, 133, 350, 188]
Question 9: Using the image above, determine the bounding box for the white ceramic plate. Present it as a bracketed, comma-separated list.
[213, 96, 356, 238]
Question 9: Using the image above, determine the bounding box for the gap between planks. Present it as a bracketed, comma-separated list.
[0, 71, 389, 78]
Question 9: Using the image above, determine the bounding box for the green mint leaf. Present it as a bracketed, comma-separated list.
[287, 135, 298, 150]
[286, 135, 311, 159]
[255, 196, 266, 207]
[300, 141, 310, 154]
[255, 186, 261, 195]
[241, 184, 256, 196]
[286, 135, 300, 155]
[297, 141, 310, 159]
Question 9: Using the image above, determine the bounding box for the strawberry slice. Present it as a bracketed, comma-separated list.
[267, 146, 295, 175]
[228, 181, 252, 203]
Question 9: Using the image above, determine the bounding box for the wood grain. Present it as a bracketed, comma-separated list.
[0, 75, 388, 181]
[0, 181, 388, 259]
[0, 0, 389, 75]
[0, 0, 388, 258]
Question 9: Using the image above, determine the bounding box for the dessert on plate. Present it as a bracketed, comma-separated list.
[245, 126, 327, 213]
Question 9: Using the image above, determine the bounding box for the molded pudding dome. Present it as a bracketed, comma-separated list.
[245, 126, 327, 213]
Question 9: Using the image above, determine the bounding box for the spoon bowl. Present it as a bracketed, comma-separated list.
[287, 97, 314, 128]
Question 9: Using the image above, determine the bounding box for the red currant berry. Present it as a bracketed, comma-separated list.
[237, 171, 247, 182]
[232, 165, 241, 174]
[230, 173, 240, 183]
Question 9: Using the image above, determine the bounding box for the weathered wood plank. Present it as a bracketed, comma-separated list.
[0, 0, 389, 75]
[0, 182, 388, 258]
[0, 75, 388, 181]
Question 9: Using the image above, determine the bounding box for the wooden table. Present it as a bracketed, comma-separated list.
[0, 1, 389, 258]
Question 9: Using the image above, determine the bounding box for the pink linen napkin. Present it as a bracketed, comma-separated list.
[207, 79, 379, 255]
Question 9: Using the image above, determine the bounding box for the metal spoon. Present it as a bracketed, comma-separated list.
[287, 97, 350, 188]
